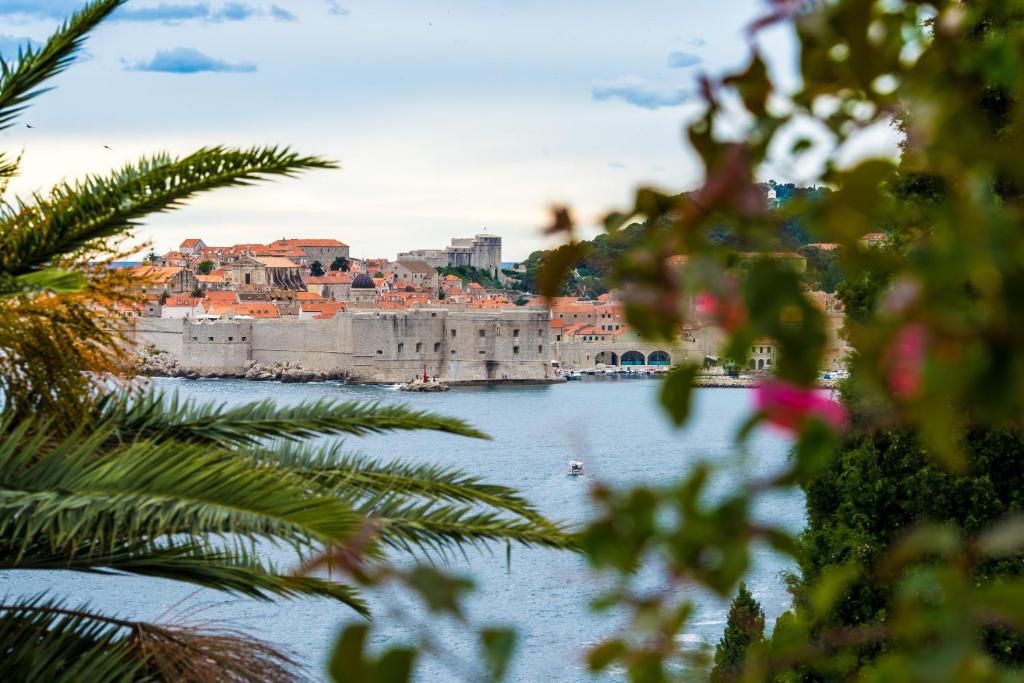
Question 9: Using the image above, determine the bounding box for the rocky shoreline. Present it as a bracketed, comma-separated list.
[135, 348, 349, 383]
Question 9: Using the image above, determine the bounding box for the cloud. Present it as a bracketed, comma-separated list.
[269, 4, 297, 21]
[125, 47, 256, 73]
[327, 1, 350, 16]
[0, 1, 83, 19]
[688, 38, 707, 47]
[115, 4, 211, 22]
[591, 77, 689, 110]
[607, 161, 627, 170]
[667, 51, 702, 69]
[0, 34, 42, 58]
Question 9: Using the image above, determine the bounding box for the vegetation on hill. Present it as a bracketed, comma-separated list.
[517, 182, 842, 297]
[435, 264, 503, 289]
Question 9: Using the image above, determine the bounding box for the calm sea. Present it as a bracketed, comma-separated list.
[2, 378, 802, 681]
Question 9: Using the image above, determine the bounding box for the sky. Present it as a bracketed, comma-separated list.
[0, 1, 900, 261]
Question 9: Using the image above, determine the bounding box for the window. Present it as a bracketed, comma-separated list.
[451, 349, 456, 354]
[228, 336, 233, 341]
[431, 312, 437, 317]
[479, 350, 486, 354]
[241, 336, 247, 341]
[513, 346, 520, 354]
[192, 336, 197, 341]
[398, 343, 404, 353]
[416, 342, 422, 352]
[513, 328, 520, 337]
[434, 342, 441, 352]
[556, 334, 561, 341]
[376, 349, 383, 354]
[479, 329, 485, 337]
[208, 337, 214, 341]
[244, 273, 251, 285]
[538, 345, 543, 353]
[451, 329, 457, 338]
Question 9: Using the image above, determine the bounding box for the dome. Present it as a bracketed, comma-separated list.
[351, 273, 375, 289]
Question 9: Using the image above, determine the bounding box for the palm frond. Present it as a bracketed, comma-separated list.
[0, 0, 125, 132]
[366, 500, 579, 559]
[0, 595, 301, 682]
[2, 539, 369, 616]
[97, 389, 490, 446]
[0, 147, 335, 289]
[0, 428, 362, 560]
[261, 442, 553, 525]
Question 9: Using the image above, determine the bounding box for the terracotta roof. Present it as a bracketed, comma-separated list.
[467, 282, 484, 290]
[301, 302, 346, 315]
[254, 256, 299, 268]
[805, 242, 842, 250]
[271, 238, 349, 248]
[131, 266, 183, 283]
[232, 303, 280, 319]
[180, 238, 202, 248]
[195, 273, 226, 283]
[294, 291, 327, 301]
[550, 318, 566, 329]
[165, 296, 202, 308]
[204, 291, 239, 304]
[443, 274, 462, 281]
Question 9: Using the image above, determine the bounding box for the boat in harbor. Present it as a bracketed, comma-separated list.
[567, 460, 585, 476]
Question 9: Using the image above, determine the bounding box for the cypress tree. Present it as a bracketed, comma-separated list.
[710, 582, 765, 682]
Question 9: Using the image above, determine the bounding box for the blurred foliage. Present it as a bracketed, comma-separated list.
[544, 0, 1024, 681]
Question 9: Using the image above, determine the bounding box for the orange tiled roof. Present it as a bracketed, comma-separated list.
[271, 238, 349, 248]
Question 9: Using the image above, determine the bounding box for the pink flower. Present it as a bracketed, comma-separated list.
[884, 324, 927, 400]
[694, 286, 747, 332]
[755, 379, 849, 435]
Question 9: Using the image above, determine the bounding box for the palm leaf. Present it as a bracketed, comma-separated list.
[0, 595, 301, 682]
[0, 0, 126, 132]
[1, 539, 369, 617]
[0, 428, 362, 559]
[0, 147, 335, 291]
[97, 389, 489, 446]
[262, 442, 553, 525]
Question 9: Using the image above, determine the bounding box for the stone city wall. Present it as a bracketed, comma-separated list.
[129, 308, 556, 383]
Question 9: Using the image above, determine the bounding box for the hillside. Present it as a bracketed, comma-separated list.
[507, 182, 841, 297]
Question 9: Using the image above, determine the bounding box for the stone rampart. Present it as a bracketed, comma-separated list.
[130, 308, 556, 383]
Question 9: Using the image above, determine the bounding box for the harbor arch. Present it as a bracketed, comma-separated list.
[621, 351, 645, 366]
[595, 351, 619, 366]
[647, 350, 670, 366]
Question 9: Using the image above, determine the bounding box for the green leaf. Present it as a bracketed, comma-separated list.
[373, 648, 416, 683]
[480, 627, 517, 681]
[587, 639, 626, 672]
[659, 364, 700, 427]
[537, 242, 590, 298]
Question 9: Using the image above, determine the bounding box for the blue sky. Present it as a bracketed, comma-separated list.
[0, 1, 898, 260]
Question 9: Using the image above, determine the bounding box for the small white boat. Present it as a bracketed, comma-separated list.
[567, 460, 584, 476]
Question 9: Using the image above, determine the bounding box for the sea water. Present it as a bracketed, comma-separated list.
[1, 378, 801, 681]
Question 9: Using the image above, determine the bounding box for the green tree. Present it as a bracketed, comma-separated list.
[0, 3, 572, 680]
[144, 249, 159, 263]
[330, 256, 349, 271]
[195, 259, 215, 274]
[710, 583, 765, 682]
[310, 260, 325, 276]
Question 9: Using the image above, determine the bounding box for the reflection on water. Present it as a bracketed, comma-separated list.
[1, 378, 802, 682]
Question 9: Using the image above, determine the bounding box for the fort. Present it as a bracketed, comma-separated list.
[130, 307, 558, 384]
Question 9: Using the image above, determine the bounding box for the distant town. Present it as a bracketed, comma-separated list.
[118, 231, 850, 384]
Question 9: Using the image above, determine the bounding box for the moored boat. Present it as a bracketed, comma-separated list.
[567, 460, 584, 476]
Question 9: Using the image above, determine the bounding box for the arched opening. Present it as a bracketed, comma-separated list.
[621, 351, 645, 366]
[749, 358, 756, 370]
[757, 358, 765, 370]
[647, 350, 670, 366]
[595, 351, 619, 366]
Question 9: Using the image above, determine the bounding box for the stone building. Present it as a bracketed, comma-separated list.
[130, 266, 198, 296]
[397, 234, 502, 277]
[222, 256, 305, 291]
[389, 260, 439, 290]
[349, 273, 379, 304]
[269, 239, 349, 267]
